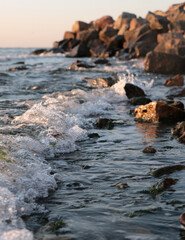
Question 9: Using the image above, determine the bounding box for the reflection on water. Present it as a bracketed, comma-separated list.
[135, 122, 159, 142]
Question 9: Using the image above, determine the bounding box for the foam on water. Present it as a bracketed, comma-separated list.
[0, 69, 153, 238]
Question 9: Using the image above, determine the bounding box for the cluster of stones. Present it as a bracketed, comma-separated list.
[32, 2, 185, 74]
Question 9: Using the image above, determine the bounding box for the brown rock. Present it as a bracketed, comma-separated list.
[134, 40, 157, 57]
[143, 146, 156, 153]
[63, 31, 76, 40]
[170, 101, 184, 110]
[93, 16, 114, 31]
[178, 132, 185, 143]
[145, 51, 185, 74]
[129, 17, 148, 31]
[99, 26, 118, 43]
[93, 59, 110, 65]
[87, 39, 109, 57]
[166, 2, 185, 22]
[124, 83, 146, 99]
[83, 76, 118, 88]
[68, 60, 95, 70]
[72, 21, 90, 33]
[172, 121, 185, 137]
[164, 74, 184, 86]
[66, 43, 90, 57]
[116, 183, 129, 189]
[114, 12, 136, 30]
[146, 11, 169, 32]
[107, 35, 124, 51]
[76, 29, 99, 43]
[134, 101, 185, 123]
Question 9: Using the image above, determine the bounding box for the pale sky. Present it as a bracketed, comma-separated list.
[0, 0, 182, 48]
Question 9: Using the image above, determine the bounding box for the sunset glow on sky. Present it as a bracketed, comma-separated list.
[0, 0, 182, 47]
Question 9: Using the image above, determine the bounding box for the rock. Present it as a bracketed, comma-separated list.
[9, 66, 28, 71]
[149, 178, 177, 195]
[151, 165, 185, 178]
[169, 20, 185, 32]
[72, 21, 90, 33]
[116, 182, 129, 189]
[179, 212, 185, 228]
[143, 146, 156, 153]
[124, 83, 146, 99]
[63, 31, 76, 40]
[99, 26, 118, 43]
[170, 101, 184, 110]
[88, 133, 100, 138]
[134, 100, 185, 123]
[129, 17, 148, 31]
[133, 40, 157, 57]
[166, 2, 185, 22]
[96, 118, 114, 129]
[93, 58, 110, 65]
[146, 11, 169, 32]
[58, 39, 80, 52]
[31, 49, 48, 55]
[83, 76, 118, 87]
[66, 43, 90, 57]
[93, 16, 114, 31]
[68, 60, 95, 69]
[145, 51, 185, 74]
[48, 47, 64, 54]
[107, 35, 124, 52]
[178, 132, 185, 143]
[164, 74, 184, 86]
[118, 24, 129, 35]
[172, 121, 185, 137]
[114, 12, 136, 30]
[87, 39, 109, 57]
[76, 29, 99, 43]
[129, 96, 151, 106]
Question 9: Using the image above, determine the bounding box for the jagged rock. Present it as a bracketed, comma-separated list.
[166, 2, 185, 22]
[72, 21, 90, 33]
[146, 11, 169, 32]
[83, 76, 118, 87]
[93, 16, 114, 31]
[172, 121, 185, 137]
[164, 74, 184, 86]
[129, 96, 151, 106]
[87, 39, 109, 57]
[66, 43, 90, 57]
[169, 20, 185, 32]
[76, 29, 99, 43]
[107, 35, 124, 52]
[31, 49, 48, 55]
[63, 31, 76, 40]
[57, 39, 80, 52]
[145, 51, 185, 74]
[124, 83, 146, 99]
[99, 26, 118, 43]
[133, 40, 157, 57]
[129, 17, 148, 31]
[68, 60, 95, 70]
[134, 100, 185, 123]
[143, 146, 156, 153]
[114, 12, 136, 30]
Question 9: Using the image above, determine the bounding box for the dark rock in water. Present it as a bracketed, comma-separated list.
[129, 96, 152, 106]
[67, 43, 90, 57]
[31, 49, 48, 55]
[172, 121, 185, 137]
[170, 101, 184, 110]
[13, 61, 25, 65]
[149, 178, 177, 195]
[164, 74, 184, 86]
[134, 100, 185, 123]
[93, 15, 114, 31]
[116, 182, 129, 189]
[96, 118, 114, 129]
[93, 58, 110, 65]
[48, 47, 65, 54]
[68, 60, 95, 70]
[146, 11, 169, 32]
[151, 165, 185, 178]
[9, 66, 28, 71]
[179, 212, 185, 228]
[83, 76, 118, 87]
[124, 83, 146, 99]
[88, 39, 109, 57]
[145, 51, 185, 74]
[88, 133, 100, 138]
[143, 146, 156, 153]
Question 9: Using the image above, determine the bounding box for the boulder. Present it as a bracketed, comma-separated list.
[114, 12, 136, 30]
[129, 96, 152, 106]
[166, 2, 185, 22]
[93, 16, 114, 31]
[96, 118, 114, 129]
[63, 31, 76, 40]
[76, 29, 99, 43]
[134, 40, 157, 57]
[146, 11, 169, 32]
[68, 60, 95, 70]
[72, 21, 90, 33]
[129, 17, 148, 31]
[164, 74, 184, 86]
[66, 43, 90, 57]
[118, 24, 129, 35]
[151, 165, 185, 178]
[124, 83, 146, 99]
[87, 39, 109, 57]
[83, 76, 118, 87]
[99, 26, 118, 43]
[31, 49, 48, 55]
[58, 39, 80, 52]
[172, 121, 185, 143]
[143, 146, 156, 153]
[93, 58, 110, 65]
[107, 35, 124, 52]
[134, 100, 185, 123]
[169, 20, 185, 32]
[145, 51, 185, 74]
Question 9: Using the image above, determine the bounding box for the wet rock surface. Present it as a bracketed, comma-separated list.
[124, 83, 146, 99]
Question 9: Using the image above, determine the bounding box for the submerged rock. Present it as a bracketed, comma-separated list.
[124, 83, 146, 99]
[149, 178, 177, 195]
[164, 74, 184, 86]
[83, 76, 118, 87]
[93, 58, 110, 65]
[143, 146, 156, 153]
[9, 66, 28, 71]
[96, 118, 114, 129]
[151, 165, 185, 178]
[68, 60, 95, 69]
[134, 101, 185, 123]
[116, 182, 129, 189]
[31, 49, 48, 55]
[129, 96, 151, 106]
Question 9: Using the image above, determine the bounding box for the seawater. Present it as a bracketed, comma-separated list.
[0, 48, 185, 240]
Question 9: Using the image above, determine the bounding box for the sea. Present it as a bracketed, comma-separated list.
[0, 48, 185, 240]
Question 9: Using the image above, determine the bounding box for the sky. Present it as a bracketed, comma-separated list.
[0, 0, 183, 48]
